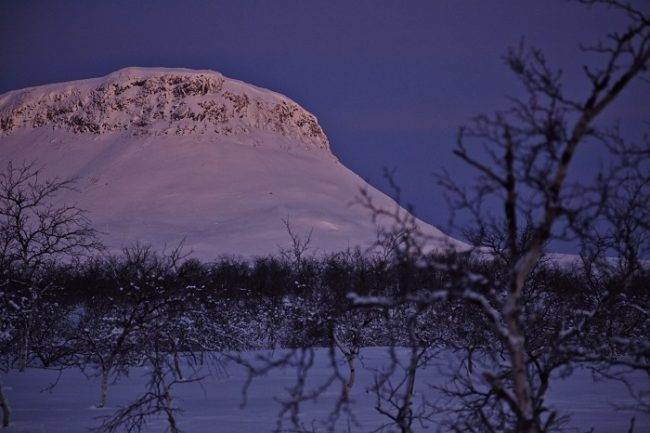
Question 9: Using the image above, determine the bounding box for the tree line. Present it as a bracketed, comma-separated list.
[1, 238, 648, 431]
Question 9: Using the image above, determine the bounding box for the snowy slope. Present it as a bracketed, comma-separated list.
[0, 67, 464, 259]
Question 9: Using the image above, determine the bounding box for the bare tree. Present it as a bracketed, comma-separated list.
[0, 161, 99, 270]
[331, 313, 372, 398]
[96, 339, 204, 433]
[88, 244, 243, 431]
[440, 2, 649, 430]
[0, 160, 100, 428]
[74, 244, 186, 408]
[351, 1, 650, 432]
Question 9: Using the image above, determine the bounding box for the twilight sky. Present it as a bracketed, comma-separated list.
[1, 0, 648, 247]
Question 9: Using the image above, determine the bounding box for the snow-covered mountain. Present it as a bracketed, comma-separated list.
[0, 67, 464, 259]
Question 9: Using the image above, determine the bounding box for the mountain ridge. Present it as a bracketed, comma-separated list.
[0, 67, 329, 152]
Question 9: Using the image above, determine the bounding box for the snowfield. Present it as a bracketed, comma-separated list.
[4, 348, 648, 433]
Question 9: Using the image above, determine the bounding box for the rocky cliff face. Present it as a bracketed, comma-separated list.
[0, 67, 329, 151]
[0, 67, 464, 258]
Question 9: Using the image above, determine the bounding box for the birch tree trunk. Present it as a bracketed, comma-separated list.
[0, 381, 10, 428]
[98, 365, 111, 408]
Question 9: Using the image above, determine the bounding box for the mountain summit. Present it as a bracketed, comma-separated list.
[0, 67, 329, 151]
[0, 67, 463, 258]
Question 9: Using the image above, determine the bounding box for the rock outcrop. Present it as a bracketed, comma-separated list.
[0, 67, 329, 151]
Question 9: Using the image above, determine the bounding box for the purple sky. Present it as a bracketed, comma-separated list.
[1, 0, 648, 249]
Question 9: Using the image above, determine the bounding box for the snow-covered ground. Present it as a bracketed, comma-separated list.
[3, 348, 647, 433]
